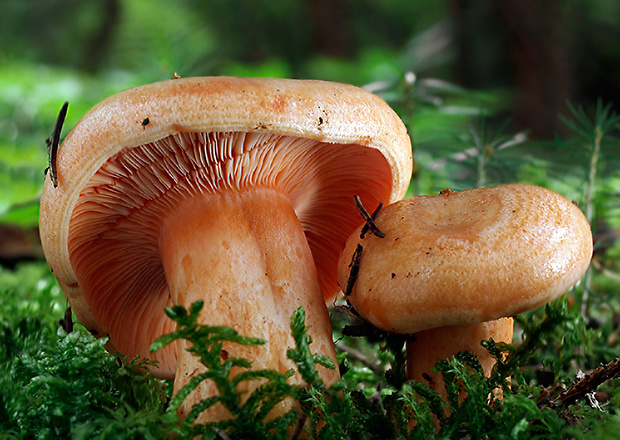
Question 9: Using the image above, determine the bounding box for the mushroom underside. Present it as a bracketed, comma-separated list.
[68, 130, 393, 375]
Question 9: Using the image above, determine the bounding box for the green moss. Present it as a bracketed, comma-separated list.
[1, 281, 619, 439]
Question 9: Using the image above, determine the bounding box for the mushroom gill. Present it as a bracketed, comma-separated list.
[69, 130, 392, 374]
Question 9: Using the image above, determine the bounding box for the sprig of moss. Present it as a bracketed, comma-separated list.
[287, 306, 335, 384]
[151, 301, 312, 439]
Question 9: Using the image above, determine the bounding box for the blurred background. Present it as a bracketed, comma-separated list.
[1, 0, 620, 267]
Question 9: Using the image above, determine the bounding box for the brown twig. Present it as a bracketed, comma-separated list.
[214, 428, 232, 440]
[360, 202, 384, 239]
[334, 341, 383, 376]
[58, 306, 73, 333]
[46, 101, 68, 188]
[551, 358, 620, 409]
[333, 301, 362, 320]
[340, 319, 395, 343]
[289, 414, 307, 440]
[344, 244, 363, 296]
[354, 195, 385, 239]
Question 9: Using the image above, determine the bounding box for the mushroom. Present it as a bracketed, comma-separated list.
[39, 77, 413, 422]
[338, 184, 592, 397]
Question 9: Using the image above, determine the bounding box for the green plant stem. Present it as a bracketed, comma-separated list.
[470, 124, 486, 188]
[403, 72, 418, 195]
[581, 125, 602, 319]
[477, 148, 486, 189]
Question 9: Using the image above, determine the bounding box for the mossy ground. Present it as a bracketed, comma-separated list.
[0, 259, 618, 439]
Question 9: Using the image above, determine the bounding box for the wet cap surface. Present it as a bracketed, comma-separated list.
[338, 184, 593, 334]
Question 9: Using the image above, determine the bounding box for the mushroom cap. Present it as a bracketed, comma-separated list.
[39, 76, 412, 375]
[338, 184, 593, 334]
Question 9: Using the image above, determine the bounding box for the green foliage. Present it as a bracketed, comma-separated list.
[0, 62, 142, 226]
[150, 300, 300, 439]
[315, 295, 617, 439]
[151, 298, 615, 440]
[5, 332, 166, 438]
[431, 297, 598, 439]
[0, 282, 618, 439]
[1, 328, 172, 439]
[0, 264, 64, 367]
[287, 307, 336, 384]
[0, 263, 172, 439]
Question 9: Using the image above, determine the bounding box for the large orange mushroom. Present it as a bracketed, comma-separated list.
[39, 76, 412, 422]
[338, 184, 592, 397]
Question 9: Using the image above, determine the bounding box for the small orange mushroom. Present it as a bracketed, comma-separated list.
[39, 77, 413, 422]
[338, 184, 593, 397]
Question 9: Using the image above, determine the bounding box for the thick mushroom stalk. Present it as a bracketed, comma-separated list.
[406, 318, 514, 399]
[39, 77, 413, 425]
[338, 184, 593, 398]
[161, 187, 337, 419]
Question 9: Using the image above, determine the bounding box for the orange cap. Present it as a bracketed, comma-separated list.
[338, 184, 593, 334]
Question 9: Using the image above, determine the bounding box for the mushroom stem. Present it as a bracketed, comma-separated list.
[160, 186, 339, 422]
[406, 318, 514, 400]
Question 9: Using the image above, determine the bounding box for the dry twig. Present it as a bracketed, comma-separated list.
[354, 195, 385, 239]
[335, 341, 383, 376]
[46, 101, 68, 188]
[544, 357, 620, 410]
[344, 244, 363, 297]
